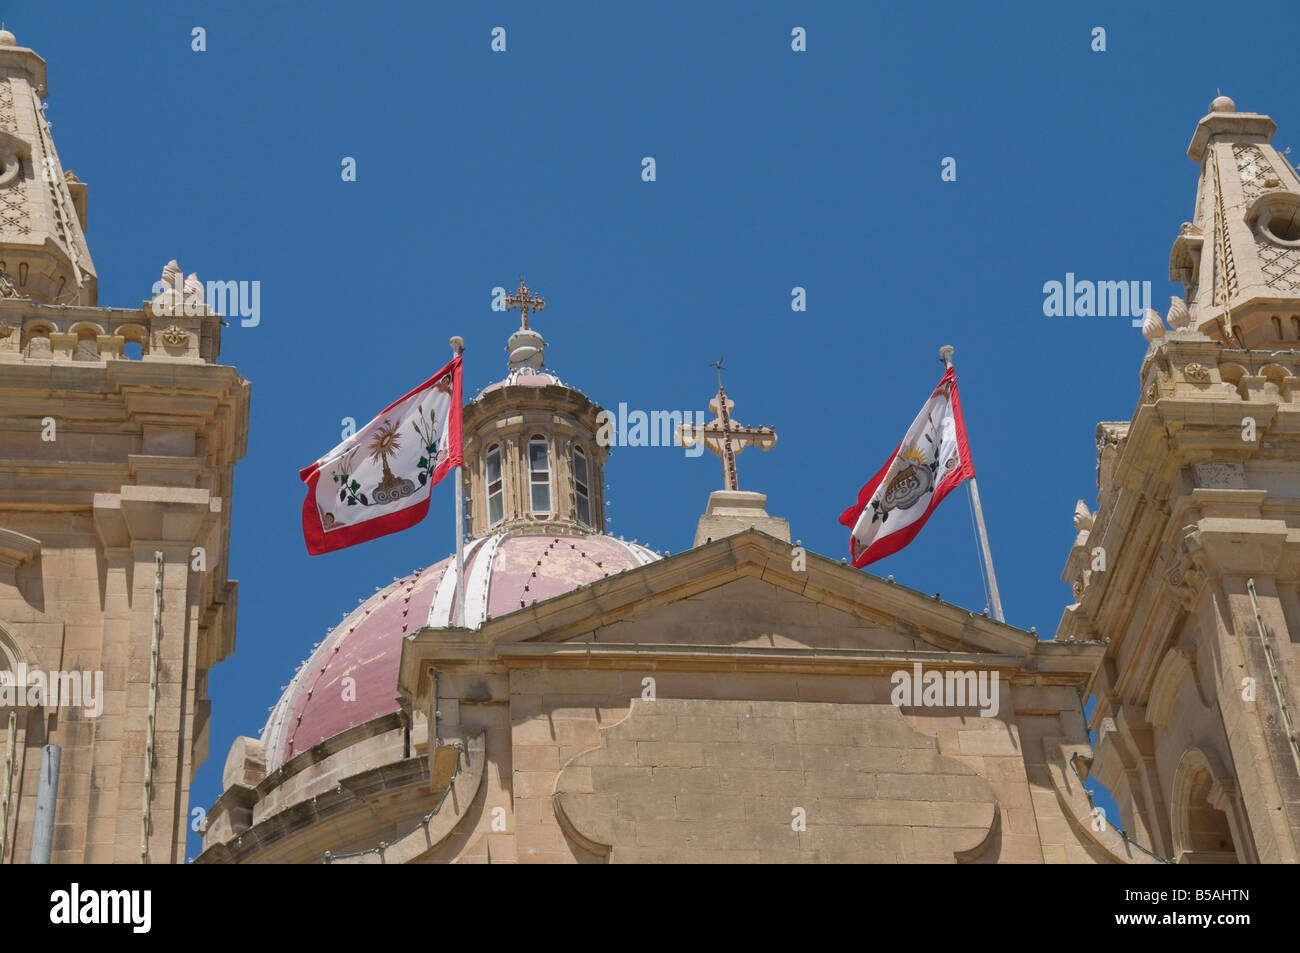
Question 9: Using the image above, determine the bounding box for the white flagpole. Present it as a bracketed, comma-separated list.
[450, 336, 466, 628]
[940, 345, 1005, 623]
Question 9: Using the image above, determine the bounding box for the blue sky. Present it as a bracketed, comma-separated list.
[19, 0, 1300, 860]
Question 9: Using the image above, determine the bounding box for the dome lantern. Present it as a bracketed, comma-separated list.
[462, 278, 610, 537]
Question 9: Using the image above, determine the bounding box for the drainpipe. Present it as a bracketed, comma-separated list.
[429, 667, 441, 748]
[1246, 578, 1300, 780]
[142, 551, 163, 863]
[28, 743, 60, 863]
[1, 711, 14, 863]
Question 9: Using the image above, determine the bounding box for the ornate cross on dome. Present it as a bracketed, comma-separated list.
[505, 276, 545, 329]
[679, 357, 778, 491]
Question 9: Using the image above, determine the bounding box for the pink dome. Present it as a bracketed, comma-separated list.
[262, 532, 658, 769]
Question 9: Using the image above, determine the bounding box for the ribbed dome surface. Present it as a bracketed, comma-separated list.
[262, 531, 658, 769]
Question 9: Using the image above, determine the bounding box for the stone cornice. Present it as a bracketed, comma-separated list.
[197, 745, 429, 864]
[1188, 110, 1277, 162]
[1064, 330, 1300, 703]
[489, 641, 1103, 679]
[464, 383, 603, 434]
[254, 712, 406, 797]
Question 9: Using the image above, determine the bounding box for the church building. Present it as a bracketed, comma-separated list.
[0, 26, 1296, 864]
[195, 94, 1300, 865]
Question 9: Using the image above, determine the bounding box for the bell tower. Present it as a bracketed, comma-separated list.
[0, 29, 249, 864]
[0, 29, 95, 305]
[1062, 98, 1300, 864]
[1172, 95, 1300, 347]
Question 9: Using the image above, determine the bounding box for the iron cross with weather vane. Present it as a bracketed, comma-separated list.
[678, 356, 777, 491]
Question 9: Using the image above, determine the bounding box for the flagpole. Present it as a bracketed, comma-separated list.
[940, 345, 1005, 624]
[450, 336, 466, 628]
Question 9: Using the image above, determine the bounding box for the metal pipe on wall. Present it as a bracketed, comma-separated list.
[142, 551, 163, 864]
[1, 711, 15, 863]
[28, 743, 60, 864]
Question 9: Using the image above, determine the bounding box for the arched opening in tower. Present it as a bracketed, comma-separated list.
[1179, 768, 1238, 864]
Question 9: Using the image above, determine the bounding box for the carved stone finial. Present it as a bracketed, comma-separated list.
[1073, 499, 1094, 531]
[1141, 308, 1166, 342]
[183, 272, 204, 305]
[1166, 296, 1190, 330]
[161, 259, 182, 291]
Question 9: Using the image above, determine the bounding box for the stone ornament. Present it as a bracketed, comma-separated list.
[1141, 308, 1166, 342]
[1166, 295, 1190, 330]
[1184, 362, 1211, 382]
[1164, 549, 1206, 610]
[0, 265, 20, 298]
[150, 259, 207, 316]
[159, 324, 188, 346]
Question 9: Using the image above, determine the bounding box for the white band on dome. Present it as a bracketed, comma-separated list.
[609, 536, 659, 567]
[428, 540, 473, 629]
[463, 532, 505, 626]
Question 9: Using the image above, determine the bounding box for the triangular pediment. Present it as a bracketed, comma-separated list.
[470, 530, 1054, 664]
[399, 529, 1103, 718]
[397, 527, 1107, 691]
[560, 572, 978, 654]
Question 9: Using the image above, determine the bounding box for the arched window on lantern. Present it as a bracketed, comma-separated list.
[485, 444, 504, 526]
[573, 445, 591, 527]
[529, 435, 551, 515]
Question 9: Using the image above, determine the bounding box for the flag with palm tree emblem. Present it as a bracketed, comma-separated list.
[300, 355, 462, 554]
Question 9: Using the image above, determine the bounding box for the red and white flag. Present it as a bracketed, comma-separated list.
[300, 355, 462, 555]
[839, 365, 975, 567]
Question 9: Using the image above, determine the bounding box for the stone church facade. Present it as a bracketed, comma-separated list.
[198, 309, 1134, 862]
[0, 28, 1296, 864]
[1063, 96, 1300, 864]
[0, 31, 249, 864]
